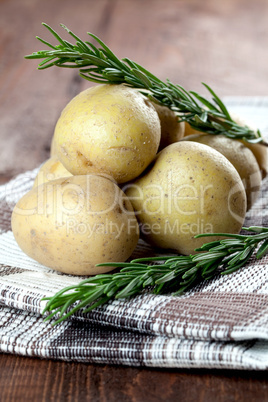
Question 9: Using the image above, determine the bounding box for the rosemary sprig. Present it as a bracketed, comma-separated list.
[42, 226, 268, 325]
[25, 23, 264, 144]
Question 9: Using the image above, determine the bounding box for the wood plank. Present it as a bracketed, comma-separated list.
[0, 0, 268, 400]
[1, 353, 268, 402]
[1, 0, 268, 178]
[0, 0, 111, 177]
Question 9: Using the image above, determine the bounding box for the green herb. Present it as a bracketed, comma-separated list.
[25, 23, 265, 144]
[42, 226, 268, 325]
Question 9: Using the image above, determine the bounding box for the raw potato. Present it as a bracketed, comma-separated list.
[182, 134, 262, 210]
[12, 175, 139, 275]
[184, 121, 200, 137]
[33, 156, 72, 188]
[53, 84, 161, 183]
[125, 141, 246, 255]
[240, 140, 268, 179]
[232, 114, 268, 179]
[185, 113, 268, 178]
[50, 135, 57, 157]
[151, 102, 184, 150]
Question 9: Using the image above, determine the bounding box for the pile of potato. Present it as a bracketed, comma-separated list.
[11, 84, 267, 275]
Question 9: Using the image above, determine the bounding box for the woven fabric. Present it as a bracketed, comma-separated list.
[0, 98, 268, 370]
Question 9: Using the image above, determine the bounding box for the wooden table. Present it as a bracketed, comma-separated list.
[1, 0, 268, 400]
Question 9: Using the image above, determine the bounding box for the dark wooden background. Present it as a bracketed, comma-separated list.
[1, 0, 268, 400]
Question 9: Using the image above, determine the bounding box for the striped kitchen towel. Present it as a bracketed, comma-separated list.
[0, 98, 267, 370]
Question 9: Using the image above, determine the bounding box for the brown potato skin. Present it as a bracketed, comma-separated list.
[12, 175, 139, 275]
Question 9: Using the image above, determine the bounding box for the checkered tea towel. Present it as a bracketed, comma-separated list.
[0, 98, 268, 370]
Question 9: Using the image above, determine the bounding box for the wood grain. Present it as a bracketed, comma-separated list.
[1, 0, 268, 178]
[0, 0, 268, 400]
[1, 353, 268, 402]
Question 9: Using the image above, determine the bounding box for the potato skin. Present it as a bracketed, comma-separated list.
[33, 156, 72, 188]
[182, 134, 262, 210]
[151, 102, 185, 150]
[184, 114, 268, 179]
[125, 142, 246, 255]
[183, 121, 200, 137]
[12, 175, 139, 275]
[50, 135, 57, 157]
[230, 113, 268, 179]
[53, 84, 161, 183]
[240, 140, 268, 180]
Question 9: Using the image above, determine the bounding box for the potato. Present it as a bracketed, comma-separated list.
[230, 113, 268, 179]
[12, 175, 139, 275]
[50, 135, 57, 157]
[125, 141, 246, 255]
[53, 84, 161, 183]
[183, 121, 200, 137]
[151, 102, 184, 150]
[241, 140, 268, 180]
[33, 156, 72, 188]
[182, 134, 261, 210]
[185, 113, 268, 178]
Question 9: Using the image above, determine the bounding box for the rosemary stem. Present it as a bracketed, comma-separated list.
[25, 23, 265, 144]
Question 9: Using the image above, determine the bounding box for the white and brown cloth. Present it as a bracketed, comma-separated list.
[0, 98, 268, 370]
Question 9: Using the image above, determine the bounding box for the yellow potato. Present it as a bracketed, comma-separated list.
[230, 113, 268, 179]
[53, 84, 161, 183]
[125, 141, 246, 255]
[151, 102, 184, 150]
[240, 140, 268, 180]
[183, 121, 200, 137]
[33, 156, 72, 188]
[12, 175, 139, 275]
[182, 134, 261, 210]
[184, 113, 268, 178]
[50, 135, 57, 157]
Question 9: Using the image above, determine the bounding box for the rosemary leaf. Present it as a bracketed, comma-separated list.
[25, 23, 266, 144]
[40, 227, 268, 325]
